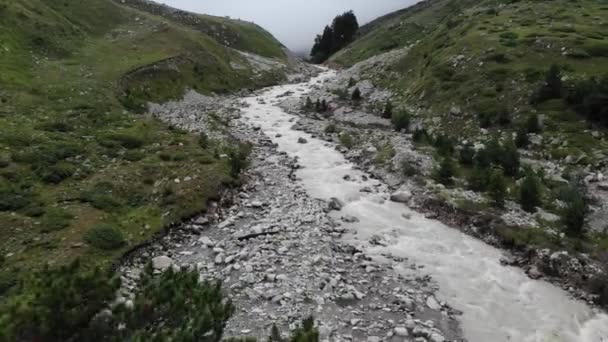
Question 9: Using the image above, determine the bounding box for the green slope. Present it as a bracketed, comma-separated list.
[332, 0, 608, 159]
[0, 0, 286, 294]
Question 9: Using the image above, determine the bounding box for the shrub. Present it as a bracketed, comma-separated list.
[102, 132, 145, 149]
[401, 160, 418, 177]
[0, 260, 119, 342]
[36, 162, 77, 184]
[382, 100, 393, 119]
[515, 128, 530, 149]
[198, 132, 209, 149]
[519, 173, 542, 213]
[459, 143, 475, 165]
[474, 100, 509, 128]
[80, 182, 124, 212]
[467, 167, 491, 192]
[89, 265, 234, 341]
[123, 150, 145, 162]
[228, 143, 251, 179]
[339, 132, 355, 149]
[304, 97, 313, 110]
[559, 185, 587, 237]
[501, 140, 520, 177]
[324, 123, 337, 134]
[488, 169, 507, 208]
[434, 134, 455, 156]
[0, 181, 36, 212]
[391, 110, 411, 132]
[532, 64, 563, 103]
[84, 224, 126, 250]
[412, 128, 430, 143]
[474, 148, 492, 169]
[351, 87, 362, 101]
[434, 157, 456, 186]
[526, 114, 541, 133]
[41, 208, 73, 233]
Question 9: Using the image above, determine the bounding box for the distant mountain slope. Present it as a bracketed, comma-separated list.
[116, 0, 287, 60]
[0, 0, 291, 294]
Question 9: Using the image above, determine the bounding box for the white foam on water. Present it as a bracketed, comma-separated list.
[241, 71, 608, 342]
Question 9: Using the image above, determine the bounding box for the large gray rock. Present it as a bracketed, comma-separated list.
[390, 190, 412, 203]
[152, 255, 173, 271]
[598, 182, 608, 191]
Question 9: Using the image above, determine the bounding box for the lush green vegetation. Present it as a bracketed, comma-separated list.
[0, 260, 319, 341]
[0, 0, 284, 311]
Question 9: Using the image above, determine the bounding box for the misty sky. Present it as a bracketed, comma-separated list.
[162, 0, 419, 54]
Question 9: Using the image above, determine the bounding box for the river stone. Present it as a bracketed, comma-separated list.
[298, 137, 308, 144]
[152, 255, 173, 270]
[430, 332, 446, 342]
[394, 327, 409, 337]
[598, 182, 608, 191]
[328, 197, 344, 211]
[426, 295, 441, 310]
[390, 190, 412, 203]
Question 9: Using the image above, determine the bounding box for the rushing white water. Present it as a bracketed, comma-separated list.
[241, 71, 608, 342]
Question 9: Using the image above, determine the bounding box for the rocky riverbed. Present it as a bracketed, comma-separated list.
[117, 69, 608, 342]
[117, 77, 461, 341]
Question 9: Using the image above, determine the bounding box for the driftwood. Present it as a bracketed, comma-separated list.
[237, 231, 280, 241]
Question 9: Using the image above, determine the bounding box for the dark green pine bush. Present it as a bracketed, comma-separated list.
[84, 224, 126, 250]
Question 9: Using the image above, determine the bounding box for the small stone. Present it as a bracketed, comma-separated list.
[298, 137, 308, 144]
[430, 332, 445, 342]
[426, 295, 441, 310]
[342, 215, 359, 223]
[394, 327, 409, 337]
[328, 197, 344, 211]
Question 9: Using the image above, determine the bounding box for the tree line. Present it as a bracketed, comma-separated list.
[310, 11, 359, 64]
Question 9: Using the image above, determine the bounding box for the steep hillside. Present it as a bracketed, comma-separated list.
[0, 0, 290, 295]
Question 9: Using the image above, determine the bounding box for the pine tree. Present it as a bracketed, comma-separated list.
[435, 157, 456, 186]
[321, 99, 328, 112]
[519, 172, 542, 213]
[391, 110, 411, 132]
[560, 185, 587, 237]
[304, 97, 313, 111]
[515, 128, 529, 149]
[526, 113, 541, 133]
[501, 139, 520, 177]
[382, 100, 393, 119]
[459, 142, 475, 165]
[467, 166, 491, 192]
[351, 87, 362, 101]
[315, 99, 321, 112]
[488, 169, 507, 208]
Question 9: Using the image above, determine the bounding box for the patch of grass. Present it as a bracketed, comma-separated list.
[84, 224, 126, 250]
[40, 208, 74, 233]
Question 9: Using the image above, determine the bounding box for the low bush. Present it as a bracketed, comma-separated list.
[434, 134, 455, 157]
[41, 207, 73, 233]
[101, 132, 145, 149]
[227, 143, 251, 179]
[467, 167, 491, 192]
[391, 110, 411, 131]
[519, 172, 542, 213]
[459, 143, 475, 165]
[339, 132, 355, 149]
[84, 224, 126, 250]
[434, 157, 456, 186]
[558, 185, 588, 237]
[324, 123, 337, 134]
[488, 169, 507, 208]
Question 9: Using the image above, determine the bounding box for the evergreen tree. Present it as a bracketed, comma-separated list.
[515, 128, 529, 149]
[315, 99, 321, 112]
[488, 169, 507, 208]
[500, 139, 520, 177]
[348, 77, 356, 87]
[474, 148, 492, 169]
[351, 87, 362, 101]
[533, 64, 563, 103]
[560, 185, 588, 237]
[310, 11, 359, 63]
[391, 110, 411, 132]
[435, 157, 456, 186]
[459, 142, 475, 165]
[526, 113, 541, 133]
[382, 100, 393, 119]
[304, 97, 313, 111]
[467, 166, 491, 192]
[321, 99, 328, 112]
[519, 172, 542, 213]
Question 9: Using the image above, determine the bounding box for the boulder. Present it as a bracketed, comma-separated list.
[598, 182, 608, 191]
[152, 255, 173, 271]
[297, 137, 308, 144]
[390, 190, 412, 203]
[328, 197, 344, 211]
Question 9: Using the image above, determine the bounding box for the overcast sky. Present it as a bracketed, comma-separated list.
[162, 0, 419, 54]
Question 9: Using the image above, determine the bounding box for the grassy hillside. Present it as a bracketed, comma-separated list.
[0, 0, 286, 295]
[117, 0, 287, 60]
[332, 0, 608, 163]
